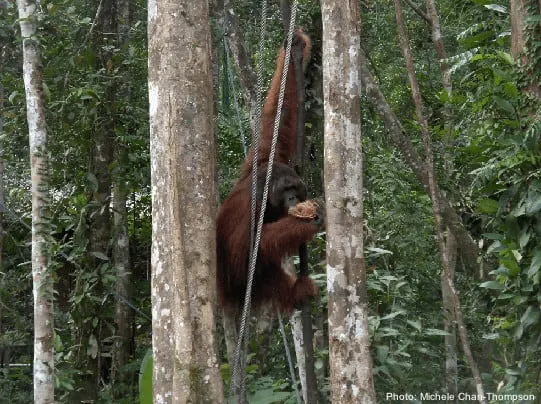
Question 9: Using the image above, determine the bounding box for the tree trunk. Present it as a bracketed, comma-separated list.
[75, 1, 116, 399]
[148, 0, 224, 402]
[111, 0, 133, 396]
[442, 233, 458, 401]
[424, 2, 459, 398]
[394, 1, 486, 402]
[510, 0, 528, 60]
[112, 179, 133, 391]
[17, 1, 54, 402]
[290, 310, 308, 402]
[510, 0, 541, 99]
[321, 2, 376, 402]
[222, 0, 258, 129]
[0, 45, 4, 341]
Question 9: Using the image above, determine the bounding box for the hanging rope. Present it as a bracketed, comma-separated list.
[223, 38, 248, 156]
[229, 1, 299, 401]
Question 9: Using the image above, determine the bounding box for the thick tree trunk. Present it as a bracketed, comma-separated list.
[17, 1, 54, 402]
[148, 0, 224, 402]
[394, 1, 486, 402]
[510, 0, 528, 60]
[321, 2, 376, 403]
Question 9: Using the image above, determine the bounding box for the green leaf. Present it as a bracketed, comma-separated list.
[520, 306, 540, 329]
[497, 51, 514, 65]
[482, 333, 500, 340]
[406, 320, 422, 332]
[381, 310, 406, 320]
[139, 349, 153, 404]
[478, 198, 499, 214]
[365, 247, 393, 256]
[519, 231, 531, 249]
[376, 345, 389, 364]
[484, 4, 507, 13]
[424, 328, 448, 336]
[90, 251, 109, 261]
[527, 249, 541, 278]
[249, 390, 290, 404]
[493, 96, 515, 115]
[480, 281, 504, 290]
[525, 192, 541, 215]
[87, 334, 98, 359]
[483, 233, 504, 240]
[87, 172, 99, 192]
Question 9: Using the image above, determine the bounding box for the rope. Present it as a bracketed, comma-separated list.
[228, 0, 268, 398]
[277, 308, 302, 404]
[223, 38, 248, 156]
[230, 1, 299, 401]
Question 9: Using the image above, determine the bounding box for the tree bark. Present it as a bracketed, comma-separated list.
[148, 0, 224, 402]
[0, 45, 3, 342]
[112, 178, 133, 387]
[442, 233, 458, 401]
[17, 1, 54, 402]
[76, 1, 116, 399]
[510, 0, 541, 99]
[321, 2, 376, 403]
[510, 0, 528, 60]
[111, 0, 133, 395]
[394, 1, 487, 401]
[424, 2, 459, 398]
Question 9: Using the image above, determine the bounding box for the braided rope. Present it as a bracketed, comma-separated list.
[230, 1, 299, 401]
[228, 0, 268, 399]
[223, 39, 248, 156]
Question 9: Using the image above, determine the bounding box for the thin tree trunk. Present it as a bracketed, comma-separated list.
[0, 45, 4, 341]
[394, 1, 487, 402]
[424, 2, 459, 398]
[148, 0, 224, 401]
[290, 310, 307, 402]
[223, 0, 258, 129]
[358, 50, 480, 273]
[78, 1, 116, 399]
[111, 0, 133, 395]
[112, 179, 133, 388]
[321, 1, 376, 402]
[442, 233, 458, 400]
[17, 1, 54, 402]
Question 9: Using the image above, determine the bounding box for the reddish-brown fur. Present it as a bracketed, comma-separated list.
[216, 31, 319, 314]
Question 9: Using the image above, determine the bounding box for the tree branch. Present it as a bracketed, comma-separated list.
[402, 0, 432, 25]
